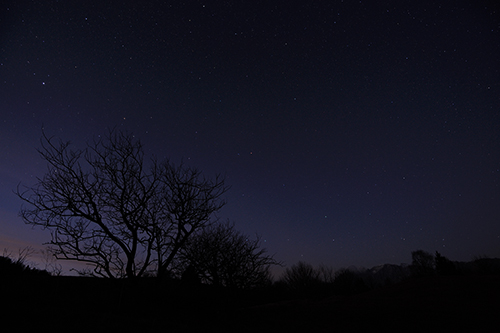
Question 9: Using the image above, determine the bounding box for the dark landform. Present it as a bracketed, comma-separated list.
[2, 257, 499, 332]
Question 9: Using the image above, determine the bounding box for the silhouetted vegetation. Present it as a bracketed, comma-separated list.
[332, 268, 369, 295]
[275, 249, 500, 301]
[177, 221, 280, 289]
[279, 261, 322, 292]
[10, 138, 500, 330]
[16, 130, 228, 278]
[278, 262, 370, 298]
[471, 256, 500, 274]
[406, 250, 500, 277]
[1, 248, 499, 331]
[410, 249, 435, 277]
[0, 255, 50, 277]
[435, 251, 457, 275]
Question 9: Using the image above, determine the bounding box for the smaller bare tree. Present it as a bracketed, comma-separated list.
[179, 222, 280, 289]
[410, 250, 435, 277]
[280, 261, 322, 291]
[152, 163, 228, 278]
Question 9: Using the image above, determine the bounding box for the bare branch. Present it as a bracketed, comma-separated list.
[179, 221, 280, 289]
[16, 129, 228, 278]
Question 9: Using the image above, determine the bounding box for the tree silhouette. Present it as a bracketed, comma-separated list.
[434, 251, 456, 275]
[17, 130, 228, 278]
[178, 222, 279, 289]
[280, 261, 322, 291]
[332, 268, 368, 295]
[410, 250, 435, 277]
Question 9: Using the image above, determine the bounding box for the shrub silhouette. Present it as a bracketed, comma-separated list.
[332, 268, 368, 295]
[410, 250, 435, 277]
[472, 256, 500, 274]
[0, 256, 50, 277]
[434, 251, 457, 275]
[179, 222, 278, 289]
[280, 261, 322, 291]
[181, 264, 201, 286]
[0, 256, 24, 275]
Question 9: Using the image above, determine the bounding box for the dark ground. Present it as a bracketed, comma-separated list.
[1, 274, 499, 332]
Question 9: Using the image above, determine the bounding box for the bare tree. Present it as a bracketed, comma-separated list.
[178, 222, 279, 289]
[280, 261, 322, 291]
[434, 251, 456, 275]
[17, 130, 228, 278]
[150, 163, 228, 278]
[410, 250, 435, 277]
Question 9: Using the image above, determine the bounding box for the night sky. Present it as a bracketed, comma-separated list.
[1, 1, 499, 276]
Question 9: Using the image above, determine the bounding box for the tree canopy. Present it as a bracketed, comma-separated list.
[17, 130, 228, 278]
[178, 222, 280, 289]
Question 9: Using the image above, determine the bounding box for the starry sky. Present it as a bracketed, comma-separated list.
[1, 0, 499, 275]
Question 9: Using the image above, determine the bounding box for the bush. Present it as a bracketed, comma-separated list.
[434, 251, 457, 275]
[410, 250, 435, 277]
[0, 256, 50, 277]
[279, 261, 322, 291]
[179, 222, 279, 289]
[332, 269, 369, 295]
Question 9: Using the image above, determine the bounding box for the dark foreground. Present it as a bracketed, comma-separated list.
[2, 274, 499, 332]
